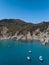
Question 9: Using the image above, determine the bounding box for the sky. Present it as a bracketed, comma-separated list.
[0, 0, 49, 23]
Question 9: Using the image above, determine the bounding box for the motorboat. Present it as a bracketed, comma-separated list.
[39, 56, 44, 62]
[28, 50, 32, 53]
[26, 56, 31, 61]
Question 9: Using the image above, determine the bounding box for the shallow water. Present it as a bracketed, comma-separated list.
[0, 40, 49, 65]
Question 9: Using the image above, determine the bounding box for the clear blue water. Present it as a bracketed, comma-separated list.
[0, 40, 49, 65]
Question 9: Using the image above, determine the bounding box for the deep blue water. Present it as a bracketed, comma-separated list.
[0, 40, 49, 65]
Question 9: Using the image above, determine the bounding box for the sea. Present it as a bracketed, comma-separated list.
[0, 40, 49, 65]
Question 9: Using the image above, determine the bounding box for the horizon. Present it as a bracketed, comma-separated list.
[0, 0, 49, 23]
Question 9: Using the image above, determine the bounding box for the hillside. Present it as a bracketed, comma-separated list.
[0, 19, 34, 35]
[0, 19, 49, 35]
[0, 19, 49, 45]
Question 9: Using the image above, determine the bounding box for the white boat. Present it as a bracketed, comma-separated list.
[28, 50, 32, 53]
[27, 56, 31, 61]
[39, 56, 44, 62]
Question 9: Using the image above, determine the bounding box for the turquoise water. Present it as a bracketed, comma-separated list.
[0, 40, 49, 65]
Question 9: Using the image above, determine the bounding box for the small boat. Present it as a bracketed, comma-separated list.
[39, 56, 44, 62]
[28, 50, 32, 53]
[26, 56, 31, 61]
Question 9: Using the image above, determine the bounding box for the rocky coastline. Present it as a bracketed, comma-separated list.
[0, 27, 49, 45]
[0, 19, 49, 45]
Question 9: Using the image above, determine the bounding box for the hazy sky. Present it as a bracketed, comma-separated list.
[0, 0, 49, 23]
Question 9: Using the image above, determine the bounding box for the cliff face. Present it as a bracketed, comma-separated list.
[0, 19, 49, 43]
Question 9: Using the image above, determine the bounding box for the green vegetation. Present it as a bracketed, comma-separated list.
[0, 19, 49, 35]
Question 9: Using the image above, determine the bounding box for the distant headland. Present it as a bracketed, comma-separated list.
[0, 19, 49, 45]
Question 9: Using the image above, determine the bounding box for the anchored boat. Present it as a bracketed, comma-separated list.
[26, 56, 31, 61]
[39, 56, 44, 62]
[28, 50, 32, 53]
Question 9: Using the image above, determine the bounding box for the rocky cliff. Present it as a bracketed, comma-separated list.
[0, 19, 49, 45]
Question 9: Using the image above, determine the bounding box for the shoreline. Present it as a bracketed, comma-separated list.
[0, 27, 49, 45]
[0, 19, 49, 46]
[0, 35, 49, 46]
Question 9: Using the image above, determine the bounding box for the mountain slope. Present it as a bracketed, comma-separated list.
[0, 19, 49, 35]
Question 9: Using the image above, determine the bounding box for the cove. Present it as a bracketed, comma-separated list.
[0, 40, 49, 65]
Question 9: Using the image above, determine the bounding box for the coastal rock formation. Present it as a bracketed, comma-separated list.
[32, 34, 39, 40]
[0, 19, 49, 45]
[26, 32, 32, 40]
